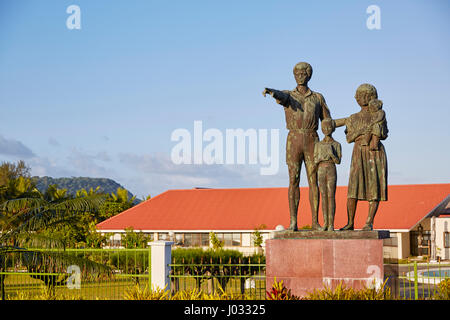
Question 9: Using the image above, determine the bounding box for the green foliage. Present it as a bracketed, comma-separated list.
[303, 279, 392, 300]
[15, 185, 138, 249]
[266, 278, 392, 301]
[209, 232, 223, 250]
[0, 176, 40, 204]
[0, 160, 30, 186]
[172, 248, 245, 264]
[121, 227, 151, 248]
[124, 284, 254, 300]
[432, 279, 450, 300]
[0, 162, 115, 298]
[33, 176, 136, 200]
[252, 224, 266, 248]
[98, 187, 136, 220]
[0, 162, 140, 249]
[124, 284, 169, 300]
[266, 277, 300, 300]
[172, 248, 265, 265]
[107, 251, 149, 274]
[172, 248, 265, 292]
[85, 222, 109, 248]
[7, 287, 83, 300]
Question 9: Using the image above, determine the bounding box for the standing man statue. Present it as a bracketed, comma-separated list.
[263, 62, 332, 231]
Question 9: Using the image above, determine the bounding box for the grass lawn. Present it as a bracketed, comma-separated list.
[3, 273, 151, 300]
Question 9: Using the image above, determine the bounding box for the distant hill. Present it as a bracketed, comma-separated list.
[32, 176, 137, 200]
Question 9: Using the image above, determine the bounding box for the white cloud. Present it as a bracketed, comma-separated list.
[67, 148, 114, 177]
[118, 152, 289, 196]
[48, 137, 60, 147]
[29, 156, 74, 177]
[0, 135, 35, 158]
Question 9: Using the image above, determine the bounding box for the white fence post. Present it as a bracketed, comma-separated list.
[150, 241, 174, 291]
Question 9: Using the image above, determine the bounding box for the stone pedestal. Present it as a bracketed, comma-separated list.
[266, 230, 389, 297]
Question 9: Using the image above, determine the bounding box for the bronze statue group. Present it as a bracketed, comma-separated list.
[263, 62, 388, 232]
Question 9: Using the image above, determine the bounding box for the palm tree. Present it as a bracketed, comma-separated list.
[0, 182, 110, 299]
[98, 187, 136, 220]
[111, 187, 136, 206]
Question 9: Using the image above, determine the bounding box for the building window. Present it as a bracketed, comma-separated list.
[383, 237, 398, 247]
[216, 233, 241, 247]
[201, 233, 210, 246]
[109, 239, 121, 248]
[158, 233, 169, 241]
[183, 233, 209, 247]
[232, 233, 241, 246]
[174, 233, 183, 245]
[444, 232, 450, 248]
[223, 233, 232, 246]
[410, 231, 431, 256]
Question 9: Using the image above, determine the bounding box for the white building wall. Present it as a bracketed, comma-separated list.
[435, 217, 450, 260]
[242, 233, 252, 247]
[399, 232, 410, 260]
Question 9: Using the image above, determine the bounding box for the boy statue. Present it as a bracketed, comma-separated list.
[313, 118, 342, 231]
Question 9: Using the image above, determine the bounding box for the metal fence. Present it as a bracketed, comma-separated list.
[1, 248, 449, 300]
[169, 257, 266, 299]
[384, 261, 450, 299]
[0, 248, 151, 300]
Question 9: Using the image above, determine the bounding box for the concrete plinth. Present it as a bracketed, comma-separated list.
[266, 231, 388, 297]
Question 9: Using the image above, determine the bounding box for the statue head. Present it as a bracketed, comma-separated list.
[321, 118, 335, 136]
[355, 83, 378, 107]
[368, 98, 383, 113]
[293, 62, 312, 85]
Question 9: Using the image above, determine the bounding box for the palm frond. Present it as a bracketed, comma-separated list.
[0, 192, 110, 277]
[1, 197, 48, 214]
[0, 246, 111, 276]
[15, 232, 67, 250]
[51, 194, 106, 212]
[1, 194, 106, 236]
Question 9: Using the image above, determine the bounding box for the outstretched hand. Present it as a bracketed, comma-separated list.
[262, 88, 273, 97]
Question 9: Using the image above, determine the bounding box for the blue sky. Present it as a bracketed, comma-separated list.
[0, 0, 449, 198]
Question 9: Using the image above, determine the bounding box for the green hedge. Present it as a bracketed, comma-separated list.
[171, 248, 265, 291]
[172, 248, 265, 264]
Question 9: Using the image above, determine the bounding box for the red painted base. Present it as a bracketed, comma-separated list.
[265, 238, 384, 297]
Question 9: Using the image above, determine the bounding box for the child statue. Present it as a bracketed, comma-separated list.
[362, 98, 386, 151]
[313, 118, 342, 231]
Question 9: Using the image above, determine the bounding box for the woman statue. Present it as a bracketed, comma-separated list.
[335, 83, 388, 231]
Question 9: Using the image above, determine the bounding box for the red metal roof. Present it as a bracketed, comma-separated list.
[96, 184, 450, 232]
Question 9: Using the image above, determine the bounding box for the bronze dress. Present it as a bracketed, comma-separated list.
[344, 108, 388, 201]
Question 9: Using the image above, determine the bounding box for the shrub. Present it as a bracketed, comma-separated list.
[124, 284, 253, 300]
[209, 232, 223, 250]
[432, 279, 450, 300]
[171, 248, 265, 292]
[266, 278, 300, 300]
[252, 224, 266, 248]
[303, 279, 392, 300]
[7, 287, 82, 300]
[108, 251, 149, 274]
[124, 284, 169, 300]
